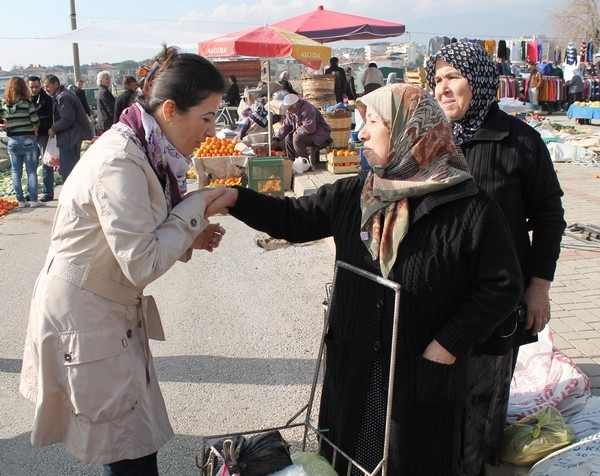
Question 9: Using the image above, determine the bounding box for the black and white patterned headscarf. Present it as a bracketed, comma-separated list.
[425, 42, 499, 145]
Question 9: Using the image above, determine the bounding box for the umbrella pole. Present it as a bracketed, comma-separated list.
[267, 59, 272, 153]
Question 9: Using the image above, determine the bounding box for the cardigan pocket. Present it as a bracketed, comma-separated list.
[59, 326, 140, 424]
[413, 356, 456, 409]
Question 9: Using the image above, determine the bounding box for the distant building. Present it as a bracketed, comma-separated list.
[87, 63, 119, 85]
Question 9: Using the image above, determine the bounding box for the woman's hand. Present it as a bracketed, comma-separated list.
[191, 223, 225, 252]
[523, 277, 551, 335]
[204, 187, 239, 217]
[422, 339, 456, 365]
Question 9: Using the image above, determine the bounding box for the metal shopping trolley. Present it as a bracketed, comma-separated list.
[196, 261, 402, 476]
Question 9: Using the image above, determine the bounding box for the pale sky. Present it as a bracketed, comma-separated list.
[0, 0, 564, 70]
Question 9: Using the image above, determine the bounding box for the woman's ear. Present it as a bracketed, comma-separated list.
[161, 99, 176, 123]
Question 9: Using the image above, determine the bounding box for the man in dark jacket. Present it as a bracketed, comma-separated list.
[42, 75, 93, 183]
[324, 56, 348, 103]
[114, 75, 139, 123]
[68, 79, 91, 117]
[28, 76, 55, 201]
[96, 71, 115, 134]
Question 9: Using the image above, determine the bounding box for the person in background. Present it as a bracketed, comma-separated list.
[42, 74, 93, 183]
[278, 71, 298, 95]
[361, 62, 385, 94]
[96, 70, 115, 134]
[0, 77, 41, 208]
[527, 62, 542, 105]
[385, 72, 398, 85]
[20, 44, 229, 476]
[224, 74, 241, 107]
[345, 66, 357, 101]
[114, 75, 140, 123]
[72, 79, 91, 116]
[28, 75, 55, 202]
[324, 56, 348, 103]
[236, 96, 270, 146]
[426, 41, 566, 476]
[271, 93, 332, 160]
[566, 69, 584, 107]
[205, 83, 523, 475]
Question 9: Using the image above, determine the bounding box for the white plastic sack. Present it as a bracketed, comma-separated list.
[508, 326, 591, 424]
[546, 142, 597, 163]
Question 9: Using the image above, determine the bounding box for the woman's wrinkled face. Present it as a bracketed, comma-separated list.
[433, 59, 473, 122]
[358, 109, 391, 167]
[163, 92, 222, 156]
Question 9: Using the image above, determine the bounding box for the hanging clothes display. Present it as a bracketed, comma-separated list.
[497, 76, 517, 99]
[526, 40, 539, 63]
[586, 41, 594, 62]
[498, 40, 508, 60]
[565, 42, 578, 65]
[580, 41, 588, 64]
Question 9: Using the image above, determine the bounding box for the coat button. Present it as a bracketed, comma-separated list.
[376, 299, 384, 309]
[64, 353, 72, 362]
[127, 329, 133, 338]
[373, 341, 381, 352]
[191, 218, 198, 227]
[122, 338, 128, 348]
[137, 320, 143, 328]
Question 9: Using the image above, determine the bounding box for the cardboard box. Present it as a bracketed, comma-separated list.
[283, 159, 293, 191]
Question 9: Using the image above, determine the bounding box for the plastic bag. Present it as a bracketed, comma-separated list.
[500, 405, 575, 465]
[291, 452, 337, 476]
[292, 157, 311, 174]
[42, 136, 60, 167]
[269, 464, 310, 476]
[210, 431, 292, 476]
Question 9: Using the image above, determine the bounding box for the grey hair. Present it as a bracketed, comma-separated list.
[96, 70, 111, 86]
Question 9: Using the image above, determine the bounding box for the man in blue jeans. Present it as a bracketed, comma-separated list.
[28, 76, 55, 201]
[42, 75, 93, 184]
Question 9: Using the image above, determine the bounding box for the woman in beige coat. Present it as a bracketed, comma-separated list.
[20, 45, 230, 475]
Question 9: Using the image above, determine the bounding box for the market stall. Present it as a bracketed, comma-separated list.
[567, 103, 600, 122]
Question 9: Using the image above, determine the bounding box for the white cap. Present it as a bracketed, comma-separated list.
[282, 94, 299, 108]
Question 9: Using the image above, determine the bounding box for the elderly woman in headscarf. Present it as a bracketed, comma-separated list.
[206, 83, 522, 475]
[425, 42, 566, 476]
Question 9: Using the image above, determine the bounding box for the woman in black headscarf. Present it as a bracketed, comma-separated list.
[426, 42, 566, 476]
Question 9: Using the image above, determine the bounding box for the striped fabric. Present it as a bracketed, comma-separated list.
[0, 99, 39, 136]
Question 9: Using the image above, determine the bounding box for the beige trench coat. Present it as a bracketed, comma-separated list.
[20, 128, 210, 464]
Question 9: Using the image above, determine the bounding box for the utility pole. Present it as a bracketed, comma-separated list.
[70, 0, 81, 81]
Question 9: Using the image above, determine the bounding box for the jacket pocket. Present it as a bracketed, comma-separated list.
[59, 326, 140, 424]
[413, 356, 456, 408]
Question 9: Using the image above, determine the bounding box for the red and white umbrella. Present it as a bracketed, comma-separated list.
[272, 5, 405, 43]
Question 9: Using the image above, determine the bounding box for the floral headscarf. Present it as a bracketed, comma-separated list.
[425, 42, 499, 145]
[115, 103, 192, 210]
[357, 83, 473, 279]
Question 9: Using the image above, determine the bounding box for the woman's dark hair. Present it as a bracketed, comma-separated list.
[368, 62, 378, 68]
[138, 44, 225, 114]
[229, 75, 237, 82]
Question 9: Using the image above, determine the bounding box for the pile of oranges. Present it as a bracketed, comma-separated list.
[206, 176, 243, 187]
[332, 149, 359, 157]
[194, 137, 244, 157]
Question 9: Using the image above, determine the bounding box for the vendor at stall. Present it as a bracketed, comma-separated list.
[236, 96, 271, 146]
[272, 94, 332, 160]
